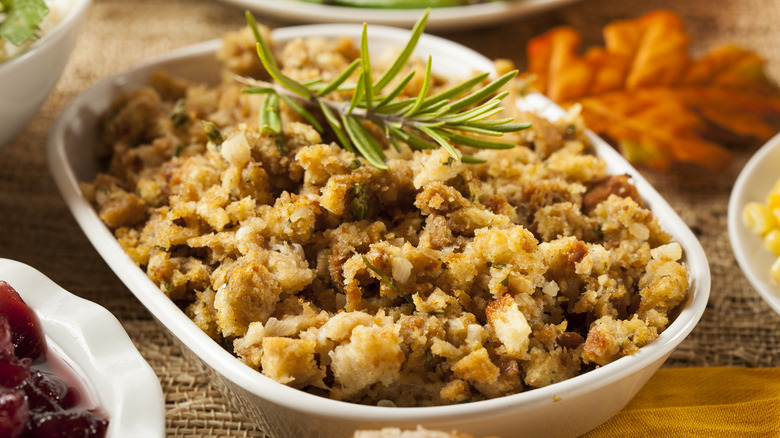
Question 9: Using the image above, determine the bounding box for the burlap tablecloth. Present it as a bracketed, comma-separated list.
[1, 0, 779, 436]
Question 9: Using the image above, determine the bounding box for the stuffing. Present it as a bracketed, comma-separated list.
[83, 25, 690, 407]
[486, 294, 531, 358]
[260, 337, 326, 389]
[330, 324, 405, 398]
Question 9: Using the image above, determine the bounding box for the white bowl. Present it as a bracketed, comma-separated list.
[47, 24, 711, 438]
[0, 0, 91, 148]
[218, 0, 581, 32]
[728, 132, 780, 316]
[0, 258, 165, 438]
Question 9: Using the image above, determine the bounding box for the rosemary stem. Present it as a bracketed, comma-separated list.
[234, 73, 468, 134]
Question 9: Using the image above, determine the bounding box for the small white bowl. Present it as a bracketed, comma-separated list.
[728, 132, 780, 316]
[47, 24, 710, 438]
[0, 0, 91, 148]
[0, 258, 165, 438]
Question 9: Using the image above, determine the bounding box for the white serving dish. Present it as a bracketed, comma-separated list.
[47, 24, 710, 438]
[0, 0, 91, 148]
[728, 132, 780, 316]
[0, 258, 165, 438]
[219, 0, 581, 32]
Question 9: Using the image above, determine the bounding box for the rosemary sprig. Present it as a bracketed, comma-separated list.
[240, 9, 531, 169]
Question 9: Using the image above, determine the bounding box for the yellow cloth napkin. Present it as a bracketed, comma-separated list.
[584, 367, 780, 437]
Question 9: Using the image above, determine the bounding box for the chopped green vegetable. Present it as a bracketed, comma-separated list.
[0, 0, 50, 46]
[349, 183, 370, 220]
[202, 121, 224, 144]
[169, 99, 190, 128]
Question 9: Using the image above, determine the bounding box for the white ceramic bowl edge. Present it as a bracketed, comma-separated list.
[220, 0, 582, 31]
[728, 132, 780, 315]
[0, 0, 92, 148]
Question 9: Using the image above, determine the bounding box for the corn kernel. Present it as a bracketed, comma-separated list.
[764, 229, 780, 256]
[744, 177, 780, 283]
[771, 257, 780, 285]
[768, 193, 780, 211]
[743, 201, 775, 236]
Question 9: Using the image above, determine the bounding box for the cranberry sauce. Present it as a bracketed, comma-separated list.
[0, 281, 109, 438]
[0, 281, 45, 362]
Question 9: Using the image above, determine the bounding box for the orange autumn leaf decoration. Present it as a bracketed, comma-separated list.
[525, 10, 780, 171]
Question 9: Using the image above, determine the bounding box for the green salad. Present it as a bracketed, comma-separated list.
[0, 0, 49, 47]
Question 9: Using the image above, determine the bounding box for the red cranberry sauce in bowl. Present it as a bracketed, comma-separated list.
[0, 281, 109, 438]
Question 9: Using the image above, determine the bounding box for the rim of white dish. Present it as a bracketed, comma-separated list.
[0, 0, 92, 72]
[728, 132, 780, 316]
[0, 258, 165, 438]
[220, 0, 581, 31]
[47, 23, 711, 422]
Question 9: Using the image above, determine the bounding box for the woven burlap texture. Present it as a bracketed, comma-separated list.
[1, 0, 779, 436]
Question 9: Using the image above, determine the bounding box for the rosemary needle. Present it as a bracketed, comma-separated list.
[240, 8, 530, 168]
